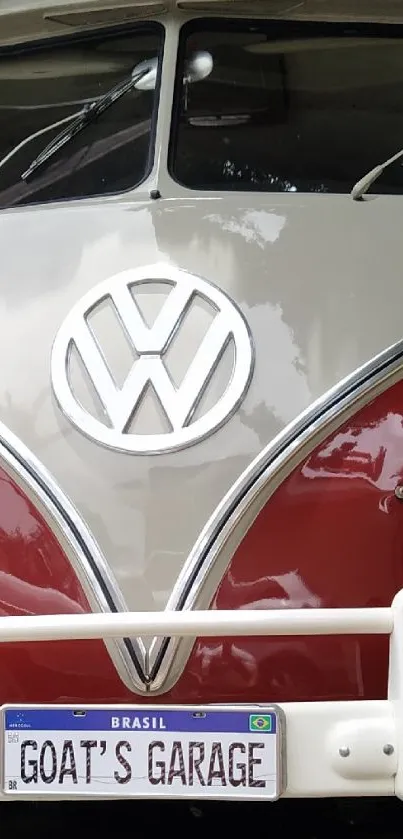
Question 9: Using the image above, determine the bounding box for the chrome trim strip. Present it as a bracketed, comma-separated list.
[148, 339, 403, 693]
[0, 420, 147, 691]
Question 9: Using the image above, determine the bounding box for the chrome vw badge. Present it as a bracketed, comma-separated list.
[51, 265, 254, 454]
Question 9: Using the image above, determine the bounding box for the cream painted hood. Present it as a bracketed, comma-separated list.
[0, 192, 402, 618]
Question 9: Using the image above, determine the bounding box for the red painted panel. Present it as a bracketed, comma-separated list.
[0, 470, 133, 704]
[167, 380, 403, 704]
[2, 378, 403, 705]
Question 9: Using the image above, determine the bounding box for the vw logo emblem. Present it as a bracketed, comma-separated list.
[51, 264, 254, 454]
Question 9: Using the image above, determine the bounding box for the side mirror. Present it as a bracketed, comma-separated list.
[184, 50, 213, 83]
[133, 57, 158, 91]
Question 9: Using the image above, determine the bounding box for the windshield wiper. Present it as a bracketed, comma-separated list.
[21, 65, 150, 182]
[351, 147, 403, 200]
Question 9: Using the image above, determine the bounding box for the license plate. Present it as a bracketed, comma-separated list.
[2, 704, 284, 800]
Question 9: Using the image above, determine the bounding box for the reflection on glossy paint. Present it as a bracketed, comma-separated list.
[3, 192, 402, 621]
[206, 210, 286, 248]
[303, 410, 403, 490]
[2, 188, 403, 701]
[1, 380, 403, 704]
[198, 641, 258, 687]
[239, 301, 312, 428]
[169, 379, 403, 705]
[233, 570, 322, 611]
[0, 475, 41, 539]
[0, 569, 84, 618]
[0, 465, 136, 703]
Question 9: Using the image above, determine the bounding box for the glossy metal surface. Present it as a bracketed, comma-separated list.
[165, 380, 403, 704]
[2, 193, 403, 627]
[0, 417, 146, 691]
[149, 339, 403, 690]
[2, 6, 403, 702]
[0, 464, 134, 704]
[51, 264, 254, 454]
[0, 379, 402, 704]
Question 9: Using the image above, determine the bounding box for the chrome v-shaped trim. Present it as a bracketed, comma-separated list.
[3, 338, 403, 696]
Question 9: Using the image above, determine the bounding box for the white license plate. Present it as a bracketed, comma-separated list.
[2, 704, 284, 800]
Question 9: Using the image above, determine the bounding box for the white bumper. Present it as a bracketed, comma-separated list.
[0, 594, 402, 799]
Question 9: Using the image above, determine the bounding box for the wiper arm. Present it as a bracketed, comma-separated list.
[351, 147, 403, 201]
[21, 65, 149, 182]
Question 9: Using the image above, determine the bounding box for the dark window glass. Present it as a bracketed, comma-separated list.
[170, 19, 403, 194]
[0, 24, 163, 208]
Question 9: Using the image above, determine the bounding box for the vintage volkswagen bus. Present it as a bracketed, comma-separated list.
[0, 0, 403, 807]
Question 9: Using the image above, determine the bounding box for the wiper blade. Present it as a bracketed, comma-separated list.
[21, 66, 148, 181]
[351, 147, 403, 200]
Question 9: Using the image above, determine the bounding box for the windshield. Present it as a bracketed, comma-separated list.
[170, 19, 403, 194]
[0, 24, 164, 209]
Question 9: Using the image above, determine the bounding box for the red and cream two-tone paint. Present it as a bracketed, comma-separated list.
[1, 0, 403, 715]
[1, 339, 403, 707]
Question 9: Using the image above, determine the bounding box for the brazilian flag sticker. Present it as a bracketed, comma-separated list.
[249, 714, 272, 732]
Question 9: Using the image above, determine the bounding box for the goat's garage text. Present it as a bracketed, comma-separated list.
[20, 739, 267, 787]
